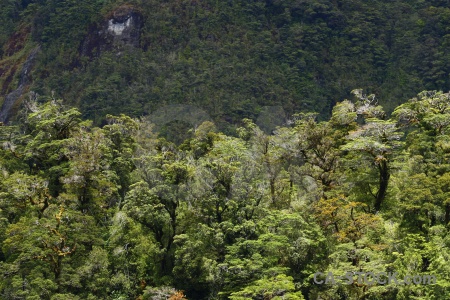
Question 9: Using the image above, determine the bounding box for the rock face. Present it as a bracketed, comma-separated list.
[0, 46, 40, 124]
[81, 5, 143, 57]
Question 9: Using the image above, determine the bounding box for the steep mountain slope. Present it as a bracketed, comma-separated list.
[0, 0, 449, 130]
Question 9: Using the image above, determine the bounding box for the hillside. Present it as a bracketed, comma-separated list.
[1, 0, 449, 131]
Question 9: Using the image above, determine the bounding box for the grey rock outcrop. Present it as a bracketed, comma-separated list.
[0, 46, 40, 124]
[80, 5, 143, 57]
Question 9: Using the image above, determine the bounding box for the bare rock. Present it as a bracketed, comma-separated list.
[80, 5, 143, 57]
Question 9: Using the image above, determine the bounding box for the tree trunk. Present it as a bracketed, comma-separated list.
[445, 204, 450, 225]
[374, 160, 389, 212]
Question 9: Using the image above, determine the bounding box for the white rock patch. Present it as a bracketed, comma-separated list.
[108, 17, 132, 35]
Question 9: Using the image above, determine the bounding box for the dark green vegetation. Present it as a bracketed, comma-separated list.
[1, 90, 450, 299]
[1, 0, 450, 129]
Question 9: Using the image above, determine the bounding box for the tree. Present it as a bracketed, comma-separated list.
[1, 202, 102, 297]
[292, 100, 358, 201]
[124, 135, 194, 282]
[340, 91, 403, 212]
[20, 99, 82, 196]
[218, 210, 324, 299]
[393, 91, 450, 229]
[341, 119, 403, 212]
[61, 124, 118, 221]
[102, 114, 138, 203]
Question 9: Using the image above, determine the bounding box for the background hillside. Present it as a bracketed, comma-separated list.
[1, 0, 449, 131]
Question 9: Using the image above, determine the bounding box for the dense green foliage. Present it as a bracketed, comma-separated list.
[1, 90, 450, 299]
[1, 0, 450, 129]
[1, 0, 450, 298]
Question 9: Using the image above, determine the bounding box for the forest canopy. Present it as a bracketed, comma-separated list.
[1, 90, 450, 299]
[1, 0, 450, 299]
